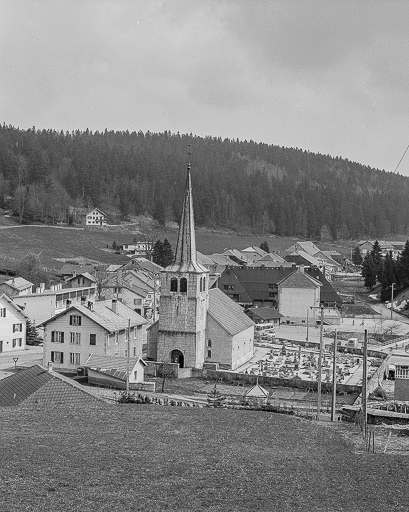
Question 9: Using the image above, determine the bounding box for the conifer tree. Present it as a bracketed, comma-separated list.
[362, 253, 377, 290]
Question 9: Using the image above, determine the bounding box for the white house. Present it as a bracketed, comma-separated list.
[85, 208, 107, 226]
[0, 294, 27, 353]
[277, 267, 321, 323]
[39, 299, 147, 373]
[84, 354, 150, 390]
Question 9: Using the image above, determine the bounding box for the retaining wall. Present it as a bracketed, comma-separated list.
[203, 369, 361, 395]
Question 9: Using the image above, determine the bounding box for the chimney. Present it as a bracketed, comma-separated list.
[47, 362, 53, 372]
[40, 283, 45, 293]
[299, 265, 304, 273]
[66, 299, 71, 309]
[111, 298, 118, 314]
[88, 301, 93, 311]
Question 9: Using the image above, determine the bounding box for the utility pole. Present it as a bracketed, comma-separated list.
[306, 308, 309, 342]
[331, 330, 337, 421]
[316, 306, 324, 420]
[391, 282, 396, 320]
[126, 319, 130, 395]
[362, 329, 368, 437]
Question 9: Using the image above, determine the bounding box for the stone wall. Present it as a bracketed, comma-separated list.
[203, 369, 361, 394]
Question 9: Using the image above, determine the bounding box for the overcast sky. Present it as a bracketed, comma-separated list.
[2, 1, 409, 174]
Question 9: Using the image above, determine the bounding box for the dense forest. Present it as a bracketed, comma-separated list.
[0, 124, 408, 240]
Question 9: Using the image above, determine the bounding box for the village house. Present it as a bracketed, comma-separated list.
[0, 277, 34, 298]
[85, 207, 107, 226]
[0, 294, 27, 353]
[64, 272, 96, 288]
[245, 306, 283, 331]
[358, 240, 406, 259]
[13, 282, 96, 325]
[121, 241, 152, 256]
[39, 299, 147, 373]
[84, 354, 152, 391]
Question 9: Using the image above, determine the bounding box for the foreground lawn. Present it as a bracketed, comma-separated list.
[0, 404, 408, 512]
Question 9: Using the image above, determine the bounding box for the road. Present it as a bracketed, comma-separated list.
[0, 346, 43, 380]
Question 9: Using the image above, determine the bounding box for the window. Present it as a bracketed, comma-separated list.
[223, 284, 229, 291]
[78, 278, 84, 285]
[51, 331, 64, 343]
[208, 339, 212, 347]
[69, 353, 81, 365]
[51, 351, 64, 363]
[90, 334, 96, 346]
[0, 308, 6, 317]
[13, 323, 22, 332]
[12, 339, 16, 348]
[70, 332, 81, 344]
[170, 278, 178, 292]
[18, 338, 22, 347]
[203, 277, 206, 290]
[396, 366, 409, 379]
[180, 278, 187, 293]
[207, 350, 212, 358]
[232, 294, 239, 301]
[69, 315, 81, 326]
[133, 347, 137, 357]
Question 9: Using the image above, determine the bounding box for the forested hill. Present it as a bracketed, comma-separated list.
[0, 124, 408, 240]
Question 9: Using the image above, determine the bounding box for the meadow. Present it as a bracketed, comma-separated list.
[0, 223, 352, 272]
[0, 404, 408, 512]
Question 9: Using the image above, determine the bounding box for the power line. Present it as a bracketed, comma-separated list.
[393, 144, 409, 173]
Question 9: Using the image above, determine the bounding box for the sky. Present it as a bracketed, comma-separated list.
[2, 0, 409, 174]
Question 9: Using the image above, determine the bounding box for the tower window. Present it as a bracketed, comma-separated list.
[208, 339, 212, 347]
[180, 278, 187, 293]
[199, 277, 203, 292]
[203, 277, 206, 291]
[207, 350, 212, 358]
[170, 278, 178, 292]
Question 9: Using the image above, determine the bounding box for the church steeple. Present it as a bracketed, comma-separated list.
[166, 160, 207, 273]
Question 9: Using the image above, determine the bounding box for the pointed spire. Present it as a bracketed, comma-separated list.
[166, 153, 207, 273]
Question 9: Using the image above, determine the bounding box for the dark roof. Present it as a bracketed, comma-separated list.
[0, 365, 103, 407]
[277, 269, 321, 288]
[246, 306, 283, 321]
[216, 269, 253, 304]
[59, 263, 95, 276]
[304, 267, 342, 304]
[220, 267, 294, 302]
[208, 288, 254, 336]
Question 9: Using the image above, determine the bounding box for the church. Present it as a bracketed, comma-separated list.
[147, 163, 254, 370]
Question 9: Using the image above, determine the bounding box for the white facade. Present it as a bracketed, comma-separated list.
[0, 294, 27, 353]
[85, 208, 107, 226]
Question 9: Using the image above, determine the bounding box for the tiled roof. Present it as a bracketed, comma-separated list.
[278, 269, 321, 288]
[304, 267, 341, 304]
[128, 258, 163, 274]
[257, 252, 286, 263]
[246, 306, 283, 321]
[38, 300, 147, 332]
[217, 270, 253, 304]
[59, 263, 96, 275]
[197, 252, 216, 266]
[284, 251, 321, 267]
[0, 293, 28, 317]
[223, 267, 294, 302]
[241, 246, 267, 257]
[66, 272, 96, 282]
[85, 354, 146, 376]
[284, 241, 320, 256]
[5, 277, 34, 291]
[0, 365, 103, 407]
[208, 288, 254, 336]
[207, 254, 240, 267]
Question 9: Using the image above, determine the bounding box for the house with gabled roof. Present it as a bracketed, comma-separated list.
[39, 299, 147, 373]
[0, 293, 27, 353]
[84, 354, 152, 391]
[240, 246, 268, 263]
[85, 207, 107, 226]
[65, 272, 96, 288]
[277, 267, 322, 323]
[245, 306, 283, 329]
[0, 277, 34, 298]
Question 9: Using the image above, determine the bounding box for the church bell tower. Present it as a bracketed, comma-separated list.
[156, 160, 209, 369]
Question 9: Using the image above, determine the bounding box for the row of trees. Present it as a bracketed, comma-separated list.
[2, 125, 409, 238]
[362, 240, 409, 300]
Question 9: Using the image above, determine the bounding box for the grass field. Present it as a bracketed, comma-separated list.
[0, 404, 408, 512]
[0, 223, 352, 272]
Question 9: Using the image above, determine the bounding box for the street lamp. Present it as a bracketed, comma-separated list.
[391, 283, 396, 321]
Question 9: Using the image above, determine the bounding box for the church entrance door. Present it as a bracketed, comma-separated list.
[171, 349, 184, 368]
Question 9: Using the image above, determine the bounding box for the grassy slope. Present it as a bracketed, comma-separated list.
[0, 224, 352, 272]
[0, 405, 407, 512]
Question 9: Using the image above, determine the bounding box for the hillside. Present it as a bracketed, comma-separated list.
[1, 404, 408, 511]
[1, 125, 409, 241]
[0, 223, 352, 273]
